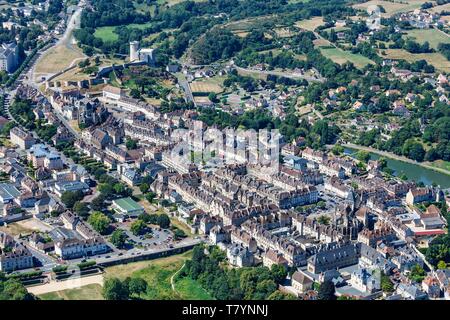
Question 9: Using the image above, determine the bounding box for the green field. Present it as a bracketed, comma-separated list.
[404, 29, 450, 50]
[38, 284, 104, 300]
[319, 47, 374, 69]
[94, 23, 153, 42]
[104, 250, 212, 300]
[174, 277, 214, 300]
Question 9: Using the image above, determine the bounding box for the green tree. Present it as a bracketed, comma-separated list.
[437, 260, 447, 270]
[355, 150, 370, 163]
[127, 277, 147, 296]
[139, 183, 149, 194]
[60, 190, 84, 208]
[381, 272, 394, 292]
[270, 264, 287, 284]
[318, 280, 336, 300]
[130, 220, 147, 236]
[409, 264, 426, 282]
[73, 201, 90, 219]
[110, 229, 127, 249]
[102, 278, 129, 300]
[157, 214, 171, 229]
[88, 211, 111, 235]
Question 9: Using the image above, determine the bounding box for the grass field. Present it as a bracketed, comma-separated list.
[404, 29, 450, 49]
[94, 23, 153, 42]
[319, 47, 374, 69]
[35, 45, 85, 74]
[174, 277, 214, 300]
[38, 284, 104, 300]
[103, 251, 211, 300]
[429, 160, 450, 172]
[352, 0, 426, 17]
[295, 17, 324, 31]
[190, 80, 223, 93]
[380, 49, 450, 72]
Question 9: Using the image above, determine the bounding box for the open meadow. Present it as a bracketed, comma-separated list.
[380, 49, 450, 72]
[319, 47, 375, 69]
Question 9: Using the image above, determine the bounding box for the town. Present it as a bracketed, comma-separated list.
[0, 0, 449, 302]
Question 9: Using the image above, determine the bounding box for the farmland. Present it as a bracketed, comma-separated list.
[352, 0, 426, 17]
[404, 29, 450, 50]
[295, 17, 324, 31]
[380, 49, 450, 72]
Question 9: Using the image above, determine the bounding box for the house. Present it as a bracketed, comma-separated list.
[262, 248, 288, 269]
[349, 267, 381, 293]
[291, 271, 313, 294]
[54, 237, 109, 260]
[121, 168, 142, 187]
[396, 283, 427, 300]
[112, 197, 145, 217]
[10, 127, 35, 150]
[0, 232, 34, 272]
[0, 42, 19, 73]
[422, 275, 441, 299]
[406, 187, 435, 206]
[0, 183, 20, 204]
[226, 243, 254, 267]
[415, 205, 447, 230]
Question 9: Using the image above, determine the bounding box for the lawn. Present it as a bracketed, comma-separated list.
[319, 47, 374, 69]
[94, 23, 153, 42]
[380, 49, 450, 72]
[104, 251, 210, 300]
[174, 277, 214, 300]
[38, 284, 104, 300]
[429, 160, 450, 173]
[404, 29, 450, 50]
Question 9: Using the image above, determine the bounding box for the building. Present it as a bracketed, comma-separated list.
[0, 183, 21, 204]
[349, 267, 381, 293]
[291, 271, 313, 294]
[0, 232, 34, 272]
[27, 144, 64, 170]
[406, 187, 435, 206]
[112, 197, 145, 217]
[226, 243, 254, 267]
[307, 242, 359, 274]
[0, 42, 19, 73]
[129, 41, 156, 65]
[54, 237, 109, 260]
[53, 181, 90, 197]
[10, 127, 35, 150]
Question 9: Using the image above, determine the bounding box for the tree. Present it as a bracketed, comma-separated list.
[381, 272, 394, 292]
[409, 264, 426, 282]
[110, 229, 127, 249]
[130, 220, 147, 236]
[437, 260, 447, 270]
[126, 139, 138, 150]
[139, 183, 149, 194]
[103, 278, 129, 300]
[318, 280, 336, 300]
[73, 202, 90, 219]
[270, 264, 287, 284]
[61, 190, 84, 208]
[88, 211, 111, 235]
[157, 214, 171, 229]
[127, 277, 147, 296]
[145, 192, 156, 203]
[355, 150, 370, 163]
[91, 194, 106, 211]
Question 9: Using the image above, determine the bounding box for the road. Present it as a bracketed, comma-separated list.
[342, 143, 450, 176]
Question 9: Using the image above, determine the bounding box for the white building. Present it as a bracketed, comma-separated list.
[0, 43, 19, 73]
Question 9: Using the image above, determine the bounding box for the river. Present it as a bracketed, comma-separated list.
[344, 148, 450, 189]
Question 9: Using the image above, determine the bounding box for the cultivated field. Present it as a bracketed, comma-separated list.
[352, 0, 427, 17]
[295, 17, 324, 31]
[404, 29, 450, 49]
[381, 49, 450, 72]
[428, 2, 450, 13]
[190, 80, 223, 93]
[319, 47, 375, 69]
